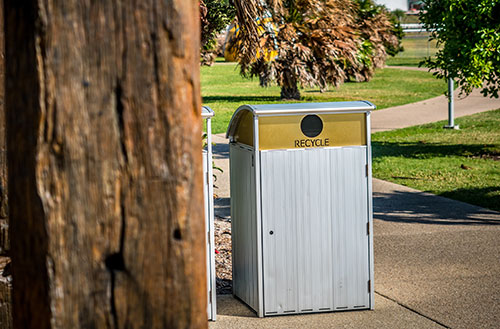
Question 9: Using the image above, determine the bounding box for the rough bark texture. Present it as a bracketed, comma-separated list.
[0, 3, 13, 328]
[0, 0, 9, 256]
[280, 85, 301, 100]
[0, 283, 11, 329]
[0, 257, 12, 329]
[6, 1, 206, 328]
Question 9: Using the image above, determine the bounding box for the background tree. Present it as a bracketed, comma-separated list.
[6, 1, 207, 328]
[356, 0, 404, 58]
[391, 8, 406, 23]
[420, 0, 500, 98]
[200, 0, 236, 65]
[231, 0, 401, 99]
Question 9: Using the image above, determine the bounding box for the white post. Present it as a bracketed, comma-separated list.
[444, 78, 459, 129]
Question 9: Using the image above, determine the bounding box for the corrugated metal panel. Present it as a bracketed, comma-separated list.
[230, 144, 259, 312]
[203, 149, 216, 320]
[203, 151, 211, 319]
[203, 112, 217, 321]
[366, 112, 375, 310]
[330, 147, 370, 310]
[260, 146, 370, 315]
[253, 116, 265, 317]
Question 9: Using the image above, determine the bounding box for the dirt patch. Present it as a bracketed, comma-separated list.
[471, 153, 500, 161]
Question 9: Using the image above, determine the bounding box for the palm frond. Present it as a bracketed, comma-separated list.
[232, 0, 401, 99]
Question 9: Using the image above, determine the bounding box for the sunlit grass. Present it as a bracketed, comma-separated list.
[372, 109, 500, 211]
[386, 35, 439, 67]
[202, 63, 447, 133]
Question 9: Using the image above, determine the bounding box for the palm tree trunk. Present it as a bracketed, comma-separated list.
[280, 85, 301, 100]
[280, 71, 301, 100]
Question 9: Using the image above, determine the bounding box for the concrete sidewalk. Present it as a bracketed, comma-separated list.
[372, 87, 500, 133]
[373, 179, 500, 329]
[209, 87, 500, 328]
[211, 293, 443, 328]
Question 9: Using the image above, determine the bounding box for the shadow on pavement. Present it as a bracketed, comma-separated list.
[215, 197, 230, 220]
[213, 142, 229, 159]
[374, 189, 500, 226]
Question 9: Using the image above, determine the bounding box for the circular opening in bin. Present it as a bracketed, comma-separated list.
[301, 115, 323, 138]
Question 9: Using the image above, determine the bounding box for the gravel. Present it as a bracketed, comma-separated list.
[214, 217, 232, 295]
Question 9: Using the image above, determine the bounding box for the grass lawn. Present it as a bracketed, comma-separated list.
[400, 14, 420, 24]
[386, 34, 439, 67]
[202, 63, 447, 133]
[372, 109, 500, 212]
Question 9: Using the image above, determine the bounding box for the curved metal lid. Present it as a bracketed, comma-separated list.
[226, 101, 375, 139]
[239, 101, 374, 116]
[202, 106, 215, 119]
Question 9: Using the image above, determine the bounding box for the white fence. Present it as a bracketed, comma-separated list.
[401, 23, 436, 33]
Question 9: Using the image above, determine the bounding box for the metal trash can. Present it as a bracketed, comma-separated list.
[226, 101, 375, 317]
[202, 106, 216, 321]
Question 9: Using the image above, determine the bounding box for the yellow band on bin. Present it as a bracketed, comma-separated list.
[258, 113, 366, 150]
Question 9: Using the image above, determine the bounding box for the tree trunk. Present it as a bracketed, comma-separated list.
[0, 0, 8, 256]
[280, 72, 301, 100]
[5, 1, 206, 328]
[0, 263, 12, 329]
[0, 2, 12, 328]
[280, 85, 301, 100]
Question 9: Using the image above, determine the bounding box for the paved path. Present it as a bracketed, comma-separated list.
[373, 179, 500, 329]
[374, 66, 500, 132]
[209, 81, 500, 328]
[372, 87, 500, 132]
[212, 293, 444, 329]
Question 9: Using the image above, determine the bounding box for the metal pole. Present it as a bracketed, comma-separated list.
[448, 78, 454, 126]
[444, 78, 459, 129]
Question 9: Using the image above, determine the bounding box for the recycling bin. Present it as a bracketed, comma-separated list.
[226, 101, 375, 317]
[202, 106, 216, 321]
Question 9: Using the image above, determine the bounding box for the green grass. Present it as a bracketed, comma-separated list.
[386, 35, 439, 67]
[372, 109, 500, 212]
[202, 63, 448, 133]
[400, 14, 420, 24]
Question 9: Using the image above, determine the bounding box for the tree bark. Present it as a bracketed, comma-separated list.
[0, 0, 8, 256]
[5, 1, 206, 328]
[0, 260, 12, 329]
[280, 71, 301, 100]
[280, 85, 301, 100]
[0, 3, 12, 328]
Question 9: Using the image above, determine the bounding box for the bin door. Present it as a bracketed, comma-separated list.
[260, 147, 370, 315]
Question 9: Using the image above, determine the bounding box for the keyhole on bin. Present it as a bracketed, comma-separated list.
[269, 231, 274, 235]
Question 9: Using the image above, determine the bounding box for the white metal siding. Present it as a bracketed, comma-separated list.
[204, 112, 216, 321]
[260, 146, 370, 315]
[366, 112, 375, 309]
[203, 151, 211, 318]
[230, 144, 259, 311]
[203, 150, 216, 320]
